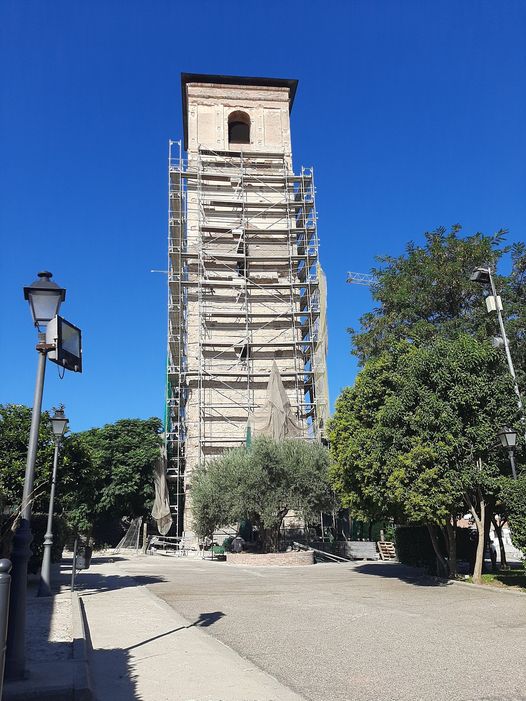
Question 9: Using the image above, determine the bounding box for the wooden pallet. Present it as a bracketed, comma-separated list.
[377, 541, 397, 561]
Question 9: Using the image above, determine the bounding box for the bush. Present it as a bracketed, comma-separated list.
[395, 524, 477, 575]
[29, 514, 69, 574]
[92, 515, 126, 548]
[0, 514, 14, 559]
[395, 525, 437, 573]
[222, 536, 234, 551]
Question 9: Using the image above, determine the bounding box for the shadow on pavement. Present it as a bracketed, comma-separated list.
[55, 562, 166, 596]
[193, 610, 225, 627]
[73, 573, 167, 595]
[352, 562, 449, 586]
[124, 610, 226, 651]
[83, 609, 226, 700]
[81, 598, 140, 701]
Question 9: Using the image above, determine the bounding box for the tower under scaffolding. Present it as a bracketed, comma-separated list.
[166, 74, 329, 537]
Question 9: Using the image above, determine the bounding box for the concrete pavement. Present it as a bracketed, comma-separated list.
[75, 558, 306, 701]
[116, 555, 526, 701]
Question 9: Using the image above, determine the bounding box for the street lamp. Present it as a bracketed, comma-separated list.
[37, 407, 69, 597]
[470, 266, 523, 413]
[23, 271, 66, 329]
[5, 272, 66, 680]
[497, 426, 518, 480]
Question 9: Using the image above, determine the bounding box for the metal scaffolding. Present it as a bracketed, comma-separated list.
[166, 140, 328, 535]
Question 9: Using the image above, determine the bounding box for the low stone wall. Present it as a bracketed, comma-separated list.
[227, 551, 314, 567]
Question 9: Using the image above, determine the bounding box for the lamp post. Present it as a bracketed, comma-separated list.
[470, 267, 523, 413]
[5, 272, 66, 680]
[497, 426, 518, 480]
[37, 407, 68, 598]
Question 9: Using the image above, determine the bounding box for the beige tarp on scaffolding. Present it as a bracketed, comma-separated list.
[152, 447, 172, 535]
[248, 360, 302, 441]
[314, 263, 329, 439]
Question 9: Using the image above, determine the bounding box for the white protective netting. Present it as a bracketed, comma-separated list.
[152, 447, 173, 535]
[314, 263, 329, 439]
[248, 360, 302, 441]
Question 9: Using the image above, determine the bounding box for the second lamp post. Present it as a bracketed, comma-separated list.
[38, 407, 69, 597]
[497, 425, 518, 480]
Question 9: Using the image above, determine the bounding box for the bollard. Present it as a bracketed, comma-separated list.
[0, 559, 12, 699]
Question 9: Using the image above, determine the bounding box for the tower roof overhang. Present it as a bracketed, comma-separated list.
[181, 73, 298, 150]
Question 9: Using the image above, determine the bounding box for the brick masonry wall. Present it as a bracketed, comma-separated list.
[227, 551, 314, 567]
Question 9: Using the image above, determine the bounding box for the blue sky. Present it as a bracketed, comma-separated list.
[1, 1, 525, 432]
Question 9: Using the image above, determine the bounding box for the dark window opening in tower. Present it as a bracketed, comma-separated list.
[228, 111, 250, 144]
[235, 342, 250, 362]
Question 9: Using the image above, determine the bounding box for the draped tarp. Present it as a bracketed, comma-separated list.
[313, 263, 330, 439]
[248, 360, 302, 441]
[152, 446, 172, 535]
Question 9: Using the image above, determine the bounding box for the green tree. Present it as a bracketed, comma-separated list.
[192, 437, 333, 552]
[0, 403, 94, 559]
[351, 225, 508, 364]
[343, 224, 525, 576]
[501, 476, 526, 555]
[0, 406, 162, 547]
[0, 404, 55, 513]
[503, 241, 526, 392]
[330, 336, 519, 581]
[75, 417, 162, 544]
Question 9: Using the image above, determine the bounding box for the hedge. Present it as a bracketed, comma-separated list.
[395, 525, 477, 575]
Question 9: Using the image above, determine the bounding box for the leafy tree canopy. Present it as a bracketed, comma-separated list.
[329, 336, 519, 527]
[0, 404, 55, 511]
[501, 476, 526, 554]
[191, 436, 333, 552]
[350, 225, 511, 364]
[75, 417, 162, 529]
[501, 241, 526, 390]
[0, 405, 162, 541]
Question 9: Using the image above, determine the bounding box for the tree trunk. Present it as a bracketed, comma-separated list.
[427, 524, 448, 578]
[491, 516, 508, 569]
[261, 511, 287, 553]
[445, 516, 457, 579]
[465, 491, 485, 584]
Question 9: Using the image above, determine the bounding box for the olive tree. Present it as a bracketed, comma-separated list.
[191, 437, 334, 552]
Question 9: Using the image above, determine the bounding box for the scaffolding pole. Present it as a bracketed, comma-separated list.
[166, 143, 327, 532]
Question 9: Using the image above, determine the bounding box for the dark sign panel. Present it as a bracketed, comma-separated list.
[46, 316, 82, 373]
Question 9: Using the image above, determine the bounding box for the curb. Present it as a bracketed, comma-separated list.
[421, 574, 526, 597]
[447, 577, 526, 597]
[71, 592, 93, 700]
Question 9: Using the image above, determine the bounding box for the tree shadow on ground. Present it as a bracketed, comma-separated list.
[54, 561, 166, 596]
[352, 561, 450, 586]
[73, 573, 167, 595]
[193, 610, 225, 627]
[479, 568, 526, 591]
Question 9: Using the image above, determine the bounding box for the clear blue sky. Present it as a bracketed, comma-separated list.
[1, 1, 525, 432]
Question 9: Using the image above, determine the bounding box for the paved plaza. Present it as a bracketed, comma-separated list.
[111, 555, 526, 701]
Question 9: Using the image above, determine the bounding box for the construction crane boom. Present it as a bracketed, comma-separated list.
[347, 271, 374, 286]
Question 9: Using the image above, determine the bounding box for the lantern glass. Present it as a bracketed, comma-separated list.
[24, 271, 66, 327]
[470, 267, 491, 285]
[498, 426, 517, 450]
[51, 407, 68, 440]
